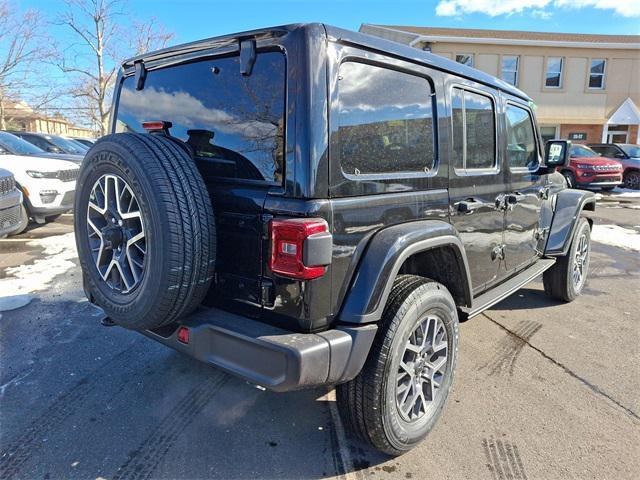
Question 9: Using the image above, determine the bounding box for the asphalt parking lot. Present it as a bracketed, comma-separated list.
[1, 191, 639, 480]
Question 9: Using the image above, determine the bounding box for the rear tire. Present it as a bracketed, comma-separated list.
[75, 133, 216, 330]
[337, 275, 459, 456]
[543, 217, 591, 302]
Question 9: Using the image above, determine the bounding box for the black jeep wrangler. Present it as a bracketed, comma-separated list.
[74, 24, 595, 455]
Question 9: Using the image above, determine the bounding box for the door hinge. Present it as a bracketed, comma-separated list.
[538, 186, 551, 200]
[491, 244, 505, 261]
[534, 227, 550, 241]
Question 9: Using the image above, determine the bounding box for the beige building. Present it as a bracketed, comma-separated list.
[3, 100, 94, 138]
[360, 25, 640, 145]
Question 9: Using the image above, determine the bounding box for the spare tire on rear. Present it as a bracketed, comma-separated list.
[74, 133, 216, 330]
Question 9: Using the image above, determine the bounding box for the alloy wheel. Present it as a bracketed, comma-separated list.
[86, 174, 146, 293]
[396, 315, 448, 422]
[572, 232, 589, 290]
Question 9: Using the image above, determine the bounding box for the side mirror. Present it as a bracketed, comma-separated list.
[615, 153, 626, 159]
[544, 139, 571, 168]
[47, 145, 62, 153]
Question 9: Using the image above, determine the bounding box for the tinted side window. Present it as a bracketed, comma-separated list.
[451, 87, 496, 170]
[116, 52, 286, 183]
[337, 61, 435, 175]
[593, 146, 620, 157]
[505, 104, 538, 169]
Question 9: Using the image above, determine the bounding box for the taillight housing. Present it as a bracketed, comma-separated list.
[270, 218, 331, 280]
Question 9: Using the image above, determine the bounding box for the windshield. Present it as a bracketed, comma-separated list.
[571, 145, 600, 157]
[0, 131, 47, 155]
[620, 144, 640, 158]
[47, 135, 86, 154]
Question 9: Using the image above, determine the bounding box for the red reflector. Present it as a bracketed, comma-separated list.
[177, 326, 190, 344]
[270, 218, 328, 280]
[142, 120, 172, 131]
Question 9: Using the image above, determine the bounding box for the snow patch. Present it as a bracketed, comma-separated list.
[591, 224, 640, 251]
[0, 232, 77, 298]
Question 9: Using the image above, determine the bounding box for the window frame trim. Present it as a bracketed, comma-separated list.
[335, 56, 440, 181]
[504, 100, 541, 173]
[450, 83, 500, 177]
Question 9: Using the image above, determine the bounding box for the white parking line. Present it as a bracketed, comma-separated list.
[321, 388, 361, 480]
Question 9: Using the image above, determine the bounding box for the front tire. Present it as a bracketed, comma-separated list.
[337, 275, 459, 455]
[543, 217, 591, 302]
[624, 170, 640, 190]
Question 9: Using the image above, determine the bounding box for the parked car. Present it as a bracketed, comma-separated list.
[558, 144, 623, 191]
[0, 131, 83, 165]
[0, 146, 78, 230]
[588, 143, 640, 190]
[72, 137, 96, 148]
[7, 131, 87, 156]
[0, 168, 25, 237]
[74, 24, 595, 456]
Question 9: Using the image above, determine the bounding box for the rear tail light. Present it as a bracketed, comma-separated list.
[270, 218, 331, 280]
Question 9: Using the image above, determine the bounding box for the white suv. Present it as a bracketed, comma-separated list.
[0, 142, 78, 231]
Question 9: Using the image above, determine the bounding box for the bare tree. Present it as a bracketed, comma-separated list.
[0, 1, 52, 129]
[58, 0, 174, 135]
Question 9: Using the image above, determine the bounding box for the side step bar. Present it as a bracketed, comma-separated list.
[463, 258, 556, 319]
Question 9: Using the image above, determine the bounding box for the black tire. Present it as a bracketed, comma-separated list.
[543, 217, 591, 302]
[74, 133, 216, 330]
[9, 203, 29, 236]
[624, 170, 640, 190]
[562, 170, 576, 189]
[337, 275, 459, 456]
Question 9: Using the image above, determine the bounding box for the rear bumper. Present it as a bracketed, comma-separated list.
[142, 307, 377, 392]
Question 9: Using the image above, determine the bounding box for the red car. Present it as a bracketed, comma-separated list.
[559, 144, 623, 191]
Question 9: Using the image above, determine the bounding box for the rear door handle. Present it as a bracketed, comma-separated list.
[456, 198, 484, 214]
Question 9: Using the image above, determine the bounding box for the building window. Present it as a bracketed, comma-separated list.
[501, 55, 519, 86]
[452, 87, 496, 171]
[588, 59, 606, 89]
[540, 126, 558, 143]
[545, 57, 563, 88]
[455, 54, 474, 67]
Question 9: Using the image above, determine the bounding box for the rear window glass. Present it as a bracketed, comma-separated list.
[116, 52, 286, 183]
[452, 87, 496, 171]
[336, 61, 435, 176]
[505, 104, 538, 169]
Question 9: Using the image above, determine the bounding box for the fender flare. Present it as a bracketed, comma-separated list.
[545, 189, 596, 256]
[338, 220, 473, 324]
